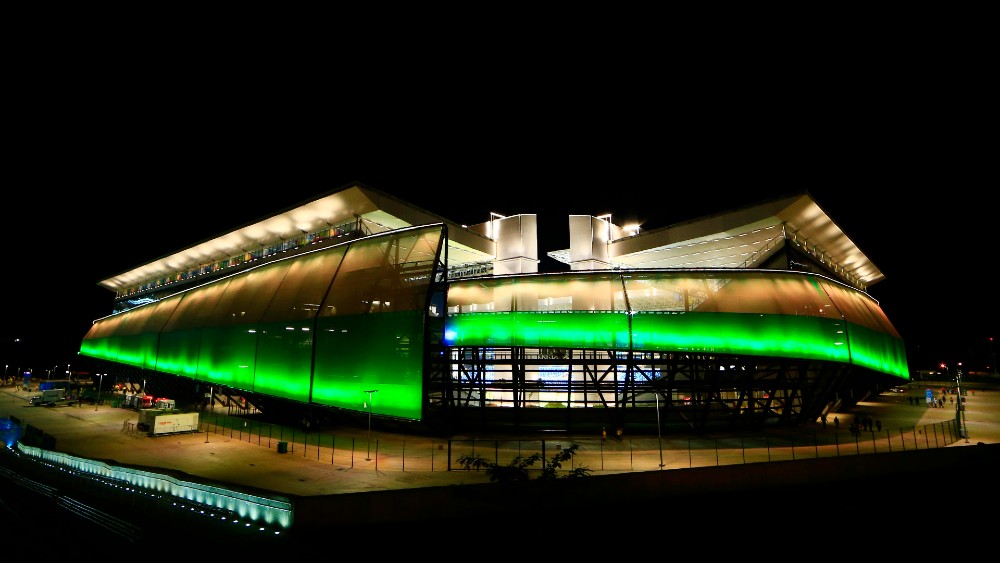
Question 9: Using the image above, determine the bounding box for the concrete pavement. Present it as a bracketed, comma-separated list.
[2, 378, 999, 547]
[2, 379, 998, 499]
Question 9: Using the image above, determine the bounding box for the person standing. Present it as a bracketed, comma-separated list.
[834, 416, 839, 431]
[601, 426, 607, 445]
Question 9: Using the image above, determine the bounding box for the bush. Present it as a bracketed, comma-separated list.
[456, 443, 592, 483]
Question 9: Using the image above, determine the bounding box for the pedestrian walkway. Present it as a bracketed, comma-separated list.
[4, 379, 1000, 550]
[3, 380, 997, 499]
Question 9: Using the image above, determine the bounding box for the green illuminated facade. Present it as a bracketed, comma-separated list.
[81, 225, 446, 421]
[436, 270, 907, 432]
[445, 271, 906, 376]
[79, 188, 909, 433]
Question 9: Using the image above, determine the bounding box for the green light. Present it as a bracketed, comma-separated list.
[446, 310, 909, 378]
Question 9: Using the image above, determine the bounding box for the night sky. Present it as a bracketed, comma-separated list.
[4, 57, 995, 379]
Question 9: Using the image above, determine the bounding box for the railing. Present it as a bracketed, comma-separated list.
[0, 401, 961, 538]
[197, 407, 960, 474]
[13, 441, 293, 532]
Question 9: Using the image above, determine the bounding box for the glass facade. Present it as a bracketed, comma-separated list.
[80, 225, 446, 421]
[440, 271, 907, 424]
[445, 270, 907, 376]
[81, 232, 907, 427]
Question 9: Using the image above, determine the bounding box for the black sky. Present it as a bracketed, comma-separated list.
[3, 43, 996, 378]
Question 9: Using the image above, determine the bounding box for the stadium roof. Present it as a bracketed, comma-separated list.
[549, 192, 884, 289]
[97, 183, 496, 292]
[98, 187, 883, 293]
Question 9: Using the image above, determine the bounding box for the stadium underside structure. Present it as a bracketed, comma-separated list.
[80, 216, 909, 436]
[437, 349, 879, 434]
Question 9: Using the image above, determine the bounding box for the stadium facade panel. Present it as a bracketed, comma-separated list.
[79, 185, 908, 434]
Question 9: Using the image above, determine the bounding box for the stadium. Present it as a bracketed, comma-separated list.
[78, 183, 909, 435]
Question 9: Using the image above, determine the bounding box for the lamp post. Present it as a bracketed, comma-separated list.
[992, 337, 997, 377]
[204, 385, 214, 443]
[955, 364, 969, 443]
[95, 373, 104, 411]
[655, 392, 664, 469]
[364, 389, 378, 461]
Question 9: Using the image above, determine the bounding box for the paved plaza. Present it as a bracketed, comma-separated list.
[2, 378, 998, 548]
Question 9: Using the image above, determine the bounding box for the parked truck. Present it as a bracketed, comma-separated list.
[28, 388, 74, 407]
[137, 409, 199, 436]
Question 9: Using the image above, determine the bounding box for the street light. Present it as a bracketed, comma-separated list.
[364, 389, 378, 461]
[205, 385, 214, 444]
[95, 373, 104, 411]
[955, 364, 969, 443]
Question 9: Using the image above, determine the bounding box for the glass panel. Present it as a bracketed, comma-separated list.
[627, 271, 848, 360]
[824, 282, 899, 335]
[448, 271, 906, 374]
[313, 226, 443, 420]
[155, 281, 231, 377]
[823, 281, 908, 377]
[447, 279, 512, 313]
[79, 312, 128, 361]
[446, 274, 631, 349]
[693, 272, 839, 316]
[513, 273, 625, 312]
[623, 273, 713, 312]
[254, 246, 346, 401]
[105, 308, 151, 368]
[197, 260, 292, 388]
[131, 298, 181, 370]
[631, 311, 849, 361]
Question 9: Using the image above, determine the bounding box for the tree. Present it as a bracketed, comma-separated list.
[456, 443, 591, 484]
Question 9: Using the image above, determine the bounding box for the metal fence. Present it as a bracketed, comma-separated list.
[197, 407, 960, 474]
